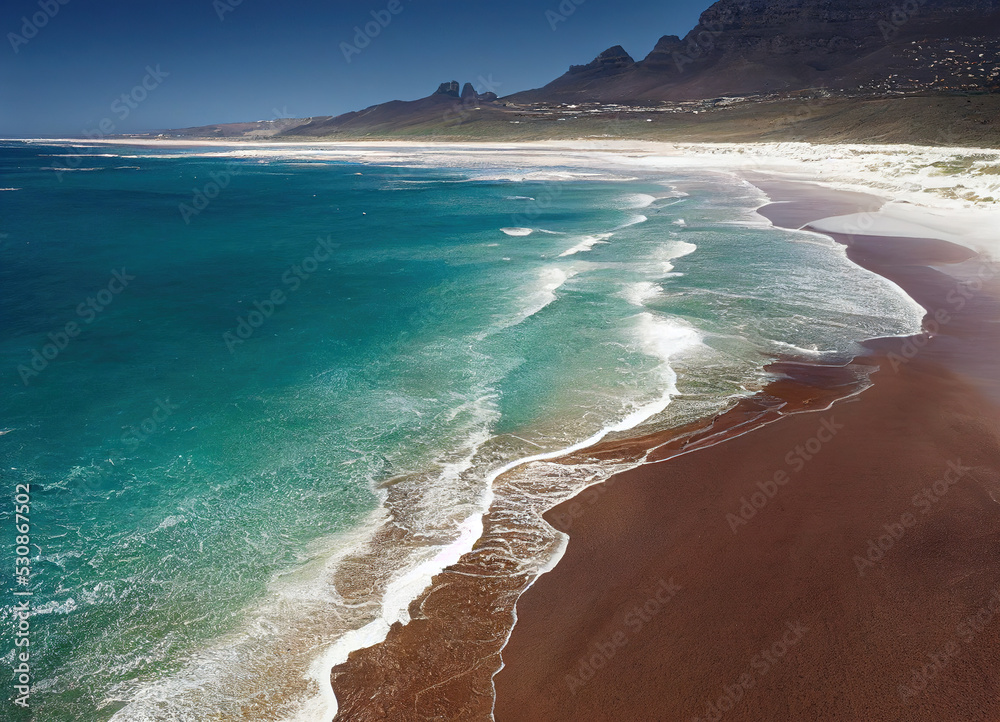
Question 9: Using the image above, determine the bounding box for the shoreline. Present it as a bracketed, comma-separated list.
[14, 137, 1000, 213]
[324, 175, 999, 718]
[492, 180, 1000, 720]
[21, 136, 996, 719]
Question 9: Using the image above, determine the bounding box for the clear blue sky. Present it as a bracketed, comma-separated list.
[0, 0, 710, 137]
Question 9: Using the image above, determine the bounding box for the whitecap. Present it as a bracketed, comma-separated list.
[615, 214, 648, 230]
[517, 266, 573, 320]
[625, 193, 657, 209]
[621, 281, 663, 307]
[559, 233, 613, 257]
[605, 312, 702, 432]
[501, 227, 533, 237]
[649, 240, 698, 274]
[771, 340, 829, 356]
[484, 265, 585, 334]
[33, 598, 79, 616]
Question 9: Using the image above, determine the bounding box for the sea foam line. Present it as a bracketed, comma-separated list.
[559, 233, 613, 257]
[324, 312, 702, 720]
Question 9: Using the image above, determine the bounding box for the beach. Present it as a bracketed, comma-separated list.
[492, 181, 1000, 720]
[324, 157, 1000, 720]
[6, 138, 999, 721]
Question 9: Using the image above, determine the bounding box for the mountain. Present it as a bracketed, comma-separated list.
[145, 0, 1000, 146]
[507, 0, 1000, 102]
[152, 81, 504, 140]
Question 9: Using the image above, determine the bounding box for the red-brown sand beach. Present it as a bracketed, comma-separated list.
[493, 181, 1000, 721]
[331, 178, 1000, 721]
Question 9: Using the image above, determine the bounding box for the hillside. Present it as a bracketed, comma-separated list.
[143, 0, 1000, 147]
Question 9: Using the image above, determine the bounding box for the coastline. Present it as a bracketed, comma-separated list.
[22, 136, 1000, 209]
[326, 171, 1000, 720]
[492, 180, 1000, 720]
[16, 137, 999, 719]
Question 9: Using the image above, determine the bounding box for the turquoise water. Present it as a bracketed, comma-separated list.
[0, 141, 923, 720]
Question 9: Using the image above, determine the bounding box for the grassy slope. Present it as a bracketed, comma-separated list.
[278, 95, 1000, 148]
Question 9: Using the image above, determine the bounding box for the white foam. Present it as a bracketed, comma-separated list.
[28, 135, 981, 721]
[32, 598, 78, 616]
[616, 214, 648, 230]
[110, 390, 504, 722]
[672, 218, 687, 227]
[621, 281, 663, 307]
[626, 193, 657, 209]
[42, 153, 121, 158]
[649, 240, 698, 274]
[771, 340, 826, 356]
[24, 139, 1000, 219]
[559, 233, 613, 257]
[501, 227, 533, 237]
[322, 508, 486, 721]
[508, 266, 575, 324]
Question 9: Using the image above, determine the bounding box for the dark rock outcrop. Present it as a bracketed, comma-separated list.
[435, 81, 460, 97]
[508, 0, 1000, 102]
[568, 45, 636, 75]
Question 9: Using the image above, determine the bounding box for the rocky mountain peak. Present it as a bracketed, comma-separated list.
[435, 81, 461, 97]
[568, 45, 636, 75]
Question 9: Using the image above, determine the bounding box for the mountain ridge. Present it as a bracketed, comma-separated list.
[508, 0, 1000, 102]
[142, 0, 1000, 146]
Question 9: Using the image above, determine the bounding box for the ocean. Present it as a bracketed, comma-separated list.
[0, 140, 923, 720]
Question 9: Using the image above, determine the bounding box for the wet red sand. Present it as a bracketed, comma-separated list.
[495, 182, 1000, 721]
[331, 179, 1000, 721]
